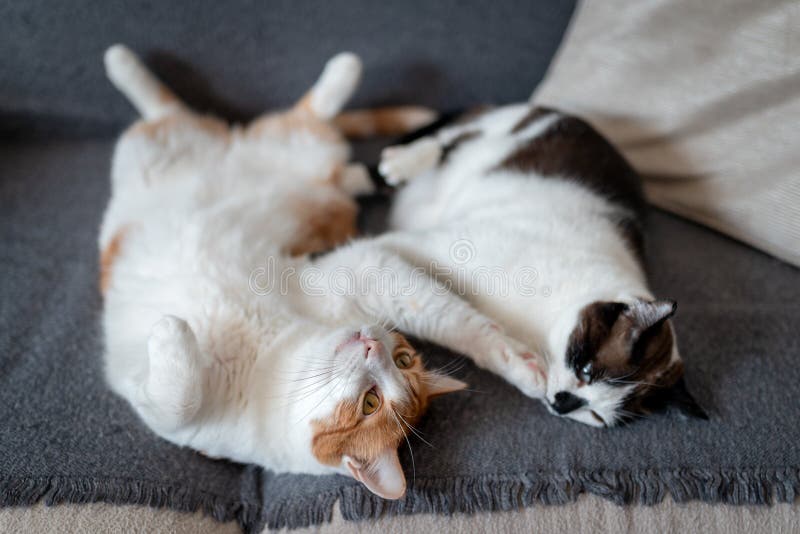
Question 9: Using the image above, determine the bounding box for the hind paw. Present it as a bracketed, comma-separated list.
[144, 315, 203, 429]
[148, 315, 197, 366]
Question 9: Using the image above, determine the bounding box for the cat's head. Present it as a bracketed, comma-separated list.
[544, 298, 706, 427]
[295, 324, 465, 499]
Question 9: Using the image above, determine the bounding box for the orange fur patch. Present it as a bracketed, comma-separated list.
[287, 195, 357, 256]
[247, 109, 343, 143]
[333, 107, 437, 138]
[129, 113, 228, 140]
[311, 334, 431, 466]
[99, 228, 128, 295]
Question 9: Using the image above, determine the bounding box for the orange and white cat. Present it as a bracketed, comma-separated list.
[99, 46, 545, 500]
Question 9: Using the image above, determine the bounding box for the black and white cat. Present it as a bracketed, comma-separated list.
[378, 104, 706, 426]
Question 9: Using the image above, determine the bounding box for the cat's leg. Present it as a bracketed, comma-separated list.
[380, 104, 552, 185]
[315, 247, 547, 398]
[105, 44, 187, 120]
[105, 45, 229, 195]
[295, 53, 362, 120]
[378, 118, 487, 185]
[379, 137, 443, 186]
[135, 315, 205, 432]
[381, 281, 547, 399]
[379, 258, 546, 398]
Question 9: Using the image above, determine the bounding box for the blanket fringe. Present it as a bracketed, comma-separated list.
[0, 476, 261, 532]
[4, 469, 798, 532]
[265, 468, 800, 530]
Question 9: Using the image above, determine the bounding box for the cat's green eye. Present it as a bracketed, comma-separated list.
[362, 390, 381, 415]
[394, 351, 413, 369]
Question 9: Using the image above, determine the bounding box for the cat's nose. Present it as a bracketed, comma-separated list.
[550, 391, 587, 415]
[358, 334, 380, 359]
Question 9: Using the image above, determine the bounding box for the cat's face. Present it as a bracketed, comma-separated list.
[544, 299, 706, 427]
[298, 324, 465, 499]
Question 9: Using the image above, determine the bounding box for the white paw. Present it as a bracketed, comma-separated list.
[104, 44, 141, 84]
[486, 331, 547, 399]
[505, 350, 548, 399]
[311, 52, 362, 119]
[379, 138, 441, 186]
[144, 315, 202, 428]
[148, 315, 198, 373]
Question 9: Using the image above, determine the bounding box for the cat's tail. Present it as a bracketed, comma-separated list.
[294, 52, 438, 135]
[104, 44, 186, 120]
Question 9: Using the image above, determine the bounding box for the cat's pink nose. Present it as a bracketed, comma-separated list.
[359, 334, 380, 359]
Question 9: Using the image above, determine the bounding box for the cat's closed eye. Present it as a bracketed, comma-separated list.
[362, 389, 381, 415]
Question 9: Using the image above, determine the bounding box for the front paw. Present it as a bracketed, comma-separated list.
[488, 334, 547, 399]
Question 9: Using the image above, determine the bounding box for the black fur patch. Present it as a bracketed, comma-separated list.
[440, 131, 480, 164]
[510, 106, 556, 133]
[496, 109, 646, 259]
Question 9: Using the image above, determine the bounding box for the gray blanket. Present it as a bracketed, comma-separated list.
[2, 1, 799, 532]
[1, 138, 799, 532]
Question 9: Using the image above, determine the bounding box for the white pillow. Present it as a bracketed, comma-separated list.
[531, 0, 800, 266]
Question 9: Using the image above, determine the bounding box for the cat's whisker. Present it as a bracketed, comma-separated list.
[273, 368, 338, 382]
[615, 408, 645, 425]
[292, 356, 336, 365]
[430, 361, 467, 378]
[282, 376, 340, 398]
[271, 363, 340, 387]
[396, 412, 435, 449]
[280, 369, 345, 404]
[283, 367, 340, 383]
[289, 374, 342, 416]
[295, 364, 354, 423]
[609, 377, 659, 388]
[608, 370, 640, 382]
[275, 366, 333, 376]
[430, 357, 468, 375]
[285, 374, 343, 400]
[391, 410, 415, 485]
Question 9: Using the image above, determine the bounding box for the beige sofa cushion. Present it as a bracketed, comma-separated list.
[531, 0, 800, 266]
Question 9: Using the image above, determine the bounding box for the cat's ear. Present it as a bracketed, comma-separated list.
[425, 374, 468, 399]
[343, 449, 406, 500]
[624, 299, 677, 363]
[625, 299, 677, 331]
[666, 377, 708, 420]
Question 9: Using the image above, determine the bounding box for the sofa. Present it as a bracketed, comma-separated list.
[2, 1, 798, 532]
